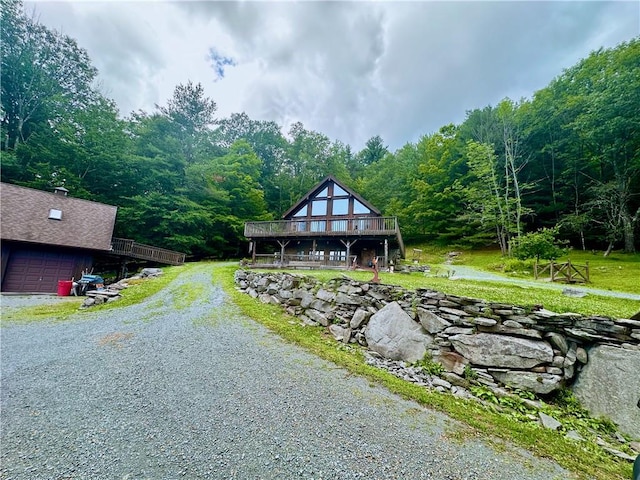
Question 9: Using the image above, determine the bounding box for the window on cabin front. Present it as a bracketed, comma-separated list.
[329, 250, 346, 261]
[316, 187, 329, 198]
[293, 205, 308, 217]
[333, 184, 348, 196]
[353, 199, 371, 214]
[355, 218, 371, 230]
[310, 220, 326, 232]
[311, 200, 327, 216]
[332, 198, 349, 215]
[330, 219, 348, 231]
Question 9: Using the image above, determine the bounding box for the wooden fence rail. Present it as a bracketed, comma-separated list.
[535, 260, 589, 283]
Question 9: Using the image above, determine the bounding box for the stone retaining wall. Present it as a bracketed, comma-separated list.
[236, 270, 640, 438]
[234, 270, 640, 437]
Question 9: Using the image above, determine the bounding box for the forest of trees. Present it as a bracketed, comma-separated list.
[2, 0, 639, 258]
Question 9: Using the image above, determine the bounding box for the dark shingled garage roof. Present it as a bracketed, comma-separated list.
[1, 182, 117, 252]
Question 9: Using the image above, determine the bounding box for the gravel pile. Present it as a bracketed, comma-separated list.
[1, 264, 569, 479]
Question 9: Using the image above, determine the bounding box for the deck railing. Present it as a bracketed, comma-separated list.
[245, 216, 399, 238]
[251, 253, 362, 269]
[110, 238, 186, 266]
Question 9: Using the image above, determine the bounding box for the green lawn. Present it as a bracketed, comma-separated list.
[417, 246, 640, 295]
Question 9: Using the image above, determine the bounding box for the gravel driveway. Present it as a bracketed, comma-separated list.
[1, 264, 569, 479]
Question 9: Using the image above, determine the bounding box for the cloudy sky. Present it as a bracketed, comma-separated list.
[27, 1, 639, 151]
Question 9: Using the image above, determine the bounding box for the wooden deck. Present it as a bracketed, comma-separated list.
[245, 216, 405, 256]
[110, 238, 186, 266]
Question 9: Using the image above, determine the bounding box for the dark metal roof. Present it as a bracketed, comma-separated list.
[281, 175, 381, 219]
[1, 182, 117, 251]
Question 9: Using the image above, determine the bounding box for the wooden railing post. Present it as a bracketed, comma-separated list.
[585, 261, 589, 282]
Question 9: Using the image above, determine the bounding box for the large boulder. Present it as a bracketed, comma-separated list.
[449, 333, 553, 369]
[364, 302, 433, 363]
[572, 345, 640, 439]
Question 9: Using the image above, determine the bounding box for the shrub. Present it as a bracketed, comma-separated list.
[502, 258, 536, 274]
[510, 227, 568, 262]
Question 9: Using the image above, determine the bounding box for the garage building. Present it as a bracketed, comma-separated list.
[1, 183, 117, 293]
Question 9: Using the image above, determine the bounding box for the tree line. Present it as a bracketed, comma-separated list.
[2, 0, 639, 258]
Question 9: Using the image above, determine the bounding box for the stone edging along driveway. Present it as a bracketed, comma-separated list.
[1, 264, 568, 479]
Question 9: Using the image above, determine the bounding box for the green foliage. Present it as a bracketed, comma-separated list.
[470, 385, 498, 403]
[413, 352, 445, 375]
[408, 126, 469, 241]
[513, 388, 536, 401]
[463, 364, 478, 380]
[501, 258, 537, 275]
[510, 227, 568, 261]
[548, 389, 619, 436]
[1, 0, 99, 152]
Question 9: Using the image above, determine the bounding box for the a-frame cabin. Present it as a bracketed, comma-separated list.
[244, 176, 405, 269]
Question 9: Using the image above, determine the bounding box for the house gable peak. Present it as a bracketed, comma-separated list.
[282, 175, 381, 219]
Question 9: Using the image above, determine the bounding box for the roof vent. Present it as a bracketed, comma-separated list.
[54, 186, 69, 196]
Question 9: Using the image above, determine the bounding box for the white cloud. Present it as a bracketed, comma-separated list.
[26, 0, 640, 150]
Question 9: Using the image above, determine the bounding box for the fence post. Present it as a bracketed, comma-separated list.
[585, 261, 589, 282]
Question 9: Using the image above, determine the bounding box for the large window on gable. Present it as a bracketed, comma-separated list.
[332, 198, 349, 215]
[311, 200, 327, 216]
[353, 199, 371, 214]
[316, 187, 329, 198]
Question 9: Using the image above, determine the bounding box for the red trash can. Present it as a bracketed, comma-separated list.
[57, 280, 73, 296]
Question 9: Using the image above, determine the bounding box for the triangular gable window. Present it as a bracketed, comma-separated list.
[333, 184, 348, 196]
[353, 199, 371, 214]
[293, 205, 308, 217]
[315, 187, 329, 198]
